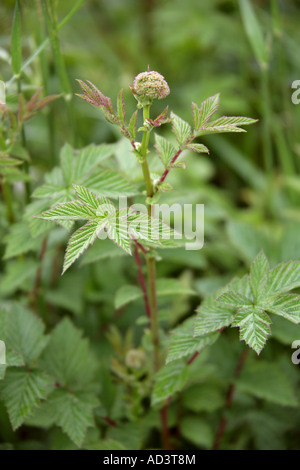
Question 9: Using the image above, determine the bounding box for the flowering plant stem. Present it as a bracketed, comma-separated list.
[139, 103, 160, 373]
[139, 103, 170, 448]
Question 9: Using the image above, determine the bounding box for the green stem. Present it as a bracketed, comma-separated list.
[17, 77, 31, 203]
[139, 104, 160, 372]
[1, 178, 15, 224]
[139, 104, 168, 448]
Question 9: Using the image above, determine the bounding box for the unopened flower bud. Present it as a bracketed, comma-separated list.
[132, 71, 170, 107]
[125, 349, 146, 369]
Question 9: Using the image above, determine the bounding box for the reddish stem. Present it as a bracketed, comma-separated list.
[160, 399, 172, 450]
[157, 136, 194, 187]
[213, 349, 249, 450]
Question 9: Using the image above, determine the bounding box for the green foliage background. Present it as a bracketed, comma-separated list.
[0, 0, 300, 450]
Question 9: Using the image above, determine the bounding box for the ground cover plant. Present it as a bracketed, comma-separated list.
[0, 0, 300, 451]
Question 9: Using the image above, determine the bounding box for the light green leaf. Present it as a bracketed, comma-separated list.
[192, 94, 220, 129]
[232, 306, 271, 354]
[71, 143, 116, 182]
[73, 184, 103, 210]
[167, 318, 219, 363]
[128, 110, 138, 140]
[117, 89, 125, 125]
[170, 112, 192, 145]
[0, 368, 53, 430]
[186, 143, 209, 154]
[152, 361, 189, 405]
[37, 201, 97, 221]
[154, 134, 176, 167]
[263, 261, 300, 297]
[194, 297, 235, 336]
[217, 290, 253, 308]
[249, 250, 270, 301]
[263, 294, 300, 324]
[82, 169, 137, 198]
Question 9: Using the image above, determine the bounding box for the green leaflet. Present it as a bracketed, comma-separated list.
[0, 368, 53, 429]
[170, 112, 192, 145]
[166, 318, 219, 363]
[214, 251, 300, 354]
[152, 361, 189, 405]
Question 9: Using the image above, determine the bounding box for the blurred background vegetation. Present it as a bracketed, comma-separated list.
[1, 0, 300, 450]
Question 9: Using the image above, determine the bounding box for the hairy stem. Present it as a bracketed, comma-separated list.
[139, 104, 169, 448]
[1, 177, 15, 224]
[17, 77, 31, 202]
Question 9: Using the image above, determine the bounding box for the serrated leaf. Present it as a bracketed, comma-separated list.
[170, 112, 192, 145]
[73, 184, 102, 210]
[194, 297, 235, 336]
[232, 306, 271, 354]
[0, 305, 48, 364]
[117, 89, 125, 125]
[72, 143, 116, 182]
[217, 290, 253, 308]
[0, 368, 53, 430]
[37, 201, 97, 221]
[193, 94, 220, 129]
[63, 220, 104, 274]
[249, 250, 269, 301]
[44, 389, 97, 447]
[262, 261, 300, 298]
[128, 110, 138, 140]
[263, 294, 300, 324]
[167, 318, 219, 363]
[39, 318, 96, 390]
[82, 169, 137, 198]
[195, 124, 247, 136]
[152, 361, 189, 405]
[186, 143, 209, 154]
[154, 134, 176, 167]
[208, 116, 258, 128]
